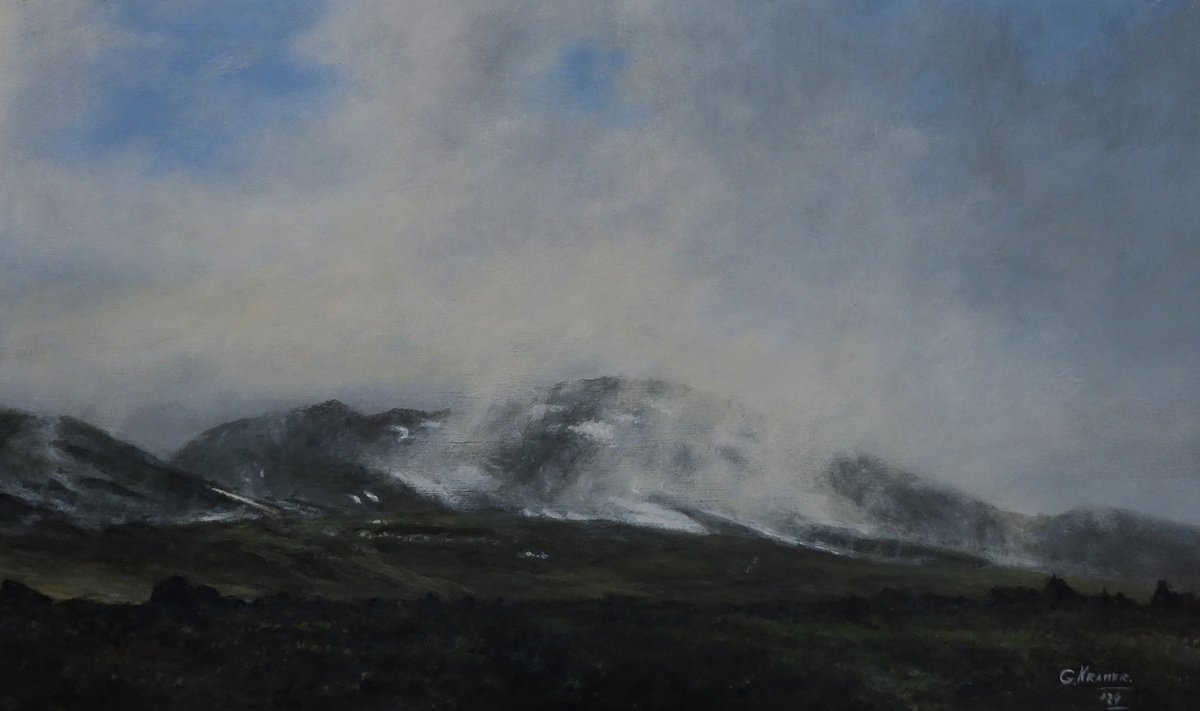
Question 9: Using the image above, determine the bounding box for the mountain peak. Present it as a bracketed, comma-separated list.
[298, 400, 357, 417]
[547, 376, 690, 402]
[169, 398, 442, 514]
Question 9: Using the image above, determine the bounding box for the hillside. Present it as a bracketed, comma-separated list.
[163, 378, 1200, 589]
[170, 400, 446, 514]
[0, 408, 262, 529]
[0, 511, 1198, 709]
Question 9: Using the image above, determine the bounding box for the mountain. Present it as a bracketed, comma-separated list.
[823, 455, 1029, 557]
[472, 376, 772, 528]
[166, 379, 772, 528]
[1024, 506, 1200, 589]
[170, 400, 447, 513]
[458, 379, 1200, 587]
[0, 408, 265, 529]
[161, 377, 1200, 589]
[823, 455, 1200, 588]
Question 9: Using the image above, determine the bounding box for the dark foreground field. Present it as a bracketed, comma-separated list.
[1, 514, 1198, 709]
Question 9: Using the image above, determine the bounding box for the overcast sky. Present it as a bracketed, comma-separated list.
[1, 0, 1197, 523]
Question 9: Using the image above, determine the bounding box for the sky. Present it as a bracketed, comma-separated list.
[1, 0, 1197, 523]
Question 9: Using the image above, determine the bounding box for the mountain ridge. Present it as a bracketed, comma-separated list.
[4, 377, 1198, 589]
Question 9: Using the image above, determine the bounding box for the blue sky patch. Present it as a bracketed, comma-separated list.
[998, 0, 1138, 85]
[68, 0, 332, 174]
[546, 41, 641, 126]
[554, 43, 627, 113]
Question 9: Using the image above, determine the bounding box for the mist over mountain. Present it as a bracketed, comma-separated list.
[446, 377, 804, 531]
[1, 375, 1195, 587]
[824, 456, 1028, 557]
[822, 456, 1200, 588]
[158, 377, 1200, 588]
[3, 3, 1198, 703]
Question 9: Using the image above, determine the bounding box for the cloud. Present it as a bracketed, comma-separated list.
[1, 0, 1198, 524]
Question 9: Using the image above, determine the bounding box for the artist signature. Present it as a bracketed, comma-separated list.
[1060, 665, 1133, 710]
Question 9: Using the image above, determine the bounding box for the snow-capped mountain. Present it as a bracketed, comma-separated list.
[0, 408, 264, 529]
[7, 376, 1196, 589]
[167, 378, 786, 529]
[469, 377, 781, 530]
[165, 377, 1200, 587]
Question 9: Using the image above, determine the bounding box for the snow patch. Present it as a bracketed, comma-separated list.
[388, 465, 498, 506]
[567, 420, 616, 443]
[603, 499, 707, 534]
[519, 500, 706, 534]
[528, 404, 566, 420]
[195, 511, 245, 523]
[206, 486, 276, 515]
[520, 507, 590, 522]
[700, 510, 846, 556]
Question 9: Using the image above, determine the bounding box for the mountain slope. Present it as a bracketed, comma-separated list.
[468, 380, 1200, 587]
[473, 377, 771, 527]
[1026, 506, 1200, 589]
[170, 400, 446, 513]
[822, 455, 1200, 588]
[0, 408, 262, 529]
[163, 378, 1200, 589]
[823, 455, 1028, 556]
